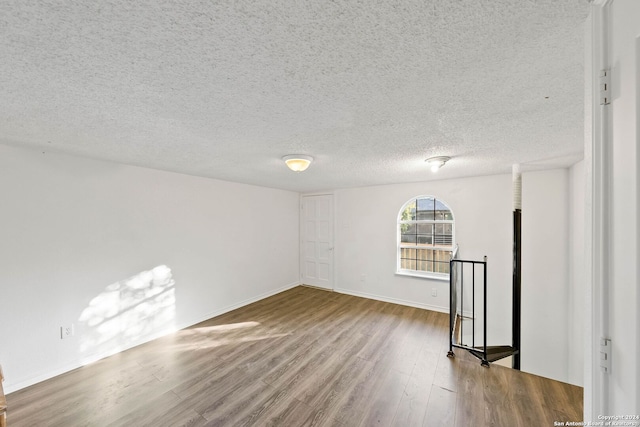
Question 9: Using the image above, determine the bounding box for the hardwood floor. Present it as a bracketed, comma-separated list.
[7, 286, 583, 426]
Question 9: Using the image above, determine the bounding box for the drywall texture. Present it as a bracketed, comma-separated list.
[0, 1, 588, 192]
[0, 144, 300, 393]
[334, 169, 574, 383]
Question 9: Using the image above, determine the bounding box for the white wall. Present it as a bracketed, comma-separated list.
[0, 144, 300, 393]
[0, 140, 584, 391]
[334, 169, 573, 383]
[334, 174, 511, 323]
[521, 169, 571, 383]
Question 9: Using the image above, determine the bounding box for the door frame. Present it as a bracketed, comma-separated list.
[586, 0, 612, 419]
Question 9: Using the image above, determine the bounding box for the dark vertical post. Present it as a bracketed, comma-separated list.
[460, 263, 464, 347]
[447, 258, 455, 358]
[512, 164, 522, 371]
[483, 257, 488, 366]
[472, 263, 475, 349]
[449, 258, 453, 355]
[513, 209, 522, 370]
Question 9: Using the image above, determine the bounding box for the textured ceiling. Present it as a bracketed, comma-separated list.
[0, 1, 589, 192]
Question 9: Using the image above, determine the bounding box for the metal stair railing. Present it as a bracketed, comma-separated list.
[447, 255, 518, 367]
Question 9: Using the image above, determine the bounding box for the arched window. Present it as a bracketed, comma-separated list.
[397, 196, 455, 278]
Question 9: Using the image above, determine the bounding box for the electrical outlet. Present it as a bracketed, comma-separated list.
[60, 324, 74, 340]
[360, 274, 366, 282]
[431, 288, 438, 297]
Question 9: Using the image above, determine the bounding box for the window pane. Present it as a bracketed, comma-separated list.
[417, 210, 435, 220]
[427, 249, 435, 261]
[401, 234, 417, 244]
[417, 198, 435, 211]
[400, 247, 452, 273]
[398, 196, 454, 275]
[433, 261, 450, 274]
[434, 224, 453, 246]
[436, 249, 450, 262]
[401, 223, 416, 234]
[435, 210, 445, 220]
[400, 201, 417, 221]
[417, 235, 433, 245]
[416, 223, 433, 234]
[416, 197, 435, 220]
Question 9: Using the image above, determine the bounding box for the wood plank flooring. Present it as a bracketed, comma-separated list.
[7, 286, 583, 426]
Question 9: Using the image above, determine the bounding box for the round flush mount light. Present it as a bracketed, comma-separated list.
[425, 156, 451, 172]
[283, 155, 313, 172]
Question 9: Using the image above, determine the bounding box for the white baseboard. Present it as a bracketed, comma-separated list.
[333, 287, 449, 314]
[4, 280, 300, 394]
[4, 361, 87, 395]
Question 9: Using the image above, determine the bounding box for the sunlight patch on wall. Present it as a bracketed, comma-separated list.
[78, 265, 176, 359]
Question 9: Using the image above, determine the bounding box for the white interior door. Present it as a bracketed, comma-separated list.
[301, 194, 334, 290]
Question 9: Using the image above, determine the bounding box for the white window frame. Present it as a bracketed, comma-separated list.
[396, 196, 455, 281]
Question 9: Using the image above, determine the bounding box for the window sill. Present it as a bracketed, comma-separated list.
[395, 271, 450, 282]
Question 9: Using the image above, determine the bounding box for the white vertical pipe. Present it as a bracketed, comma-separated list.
[512, 164, 522, 211]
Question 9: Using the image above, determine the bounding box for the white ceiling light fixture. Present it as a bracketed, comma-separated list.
[283, 155, 313, 172]
[425, 156, 451, 172]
